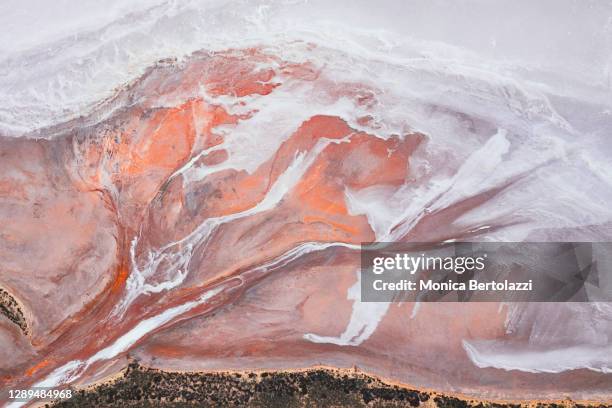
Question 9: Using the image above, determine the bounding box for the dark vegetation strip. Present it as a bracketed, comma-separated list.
[49, 362, 611, 408]
[0, 287, 28, 335]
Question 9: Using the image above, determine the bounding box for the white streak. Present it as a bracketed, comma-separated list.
[304, 270, 390, 346]
[14, 286, 224, 408]
[463, 340, 612, 374]
[117, 135, 353, 314]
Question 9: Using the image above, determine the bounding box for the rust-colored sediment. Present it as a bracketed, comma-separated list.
[0, 47, 610, 407]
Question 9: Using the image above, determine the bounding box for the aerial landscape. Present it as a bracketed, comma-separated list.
[1, 0, 612, 406]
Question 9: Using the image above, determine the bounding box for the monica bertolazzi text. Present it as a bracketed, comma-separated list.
[373, 279, 533, 292]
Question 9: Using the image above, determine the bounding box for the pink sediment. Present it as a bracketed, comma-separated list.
[0, 47, 609, 405]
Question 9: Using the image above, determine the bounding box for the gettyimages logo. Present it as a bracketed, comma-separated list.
[360, 242, 611, 302]
[371, 252, 487, 275]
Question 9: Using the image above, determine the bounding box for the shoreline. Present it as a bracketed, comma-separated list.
[43, 361, 611, 407]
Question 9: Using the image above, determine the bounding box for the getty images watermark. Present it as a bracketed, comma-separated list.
[360, 242, 612, 302]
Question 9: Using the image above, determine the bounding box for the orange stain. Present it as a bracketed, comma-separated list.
[25, 359, 51, 377]
[111, 265, 130, 293]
